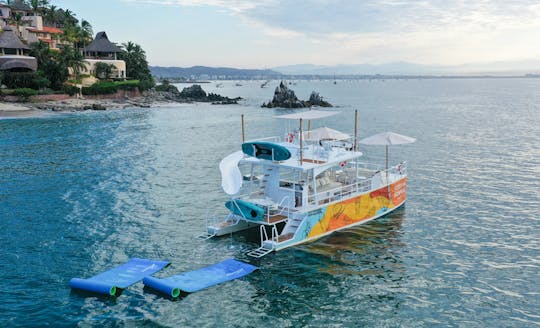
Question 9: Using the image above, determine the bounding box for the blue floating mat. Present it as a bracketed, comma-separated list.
[70, 258, 170, 296]
[143, 259, 257, 297]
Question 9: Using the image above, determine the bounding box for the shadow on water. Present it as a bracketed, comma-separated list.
[241, 208, 408, 325]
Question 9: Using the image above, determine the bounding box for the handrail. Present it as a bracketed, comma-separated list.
[271, 225, 279, 243]
[265, 196, 290, 223]
[308, 162, 407, 206]
[259, 224, 278, 247]
[231, 198, 250, 221]
[259, 225, 269, 247]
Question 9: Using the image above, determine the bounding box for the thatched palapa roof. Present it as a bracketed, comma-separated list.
[84, 32, 122, 53]
[0, 27, 30, 50]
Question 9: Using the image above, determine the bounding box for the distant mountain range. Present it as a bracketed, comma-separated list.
[150, 60, 540, 80]
[150, 66, 282, 79]
[273, 60, 540, 76]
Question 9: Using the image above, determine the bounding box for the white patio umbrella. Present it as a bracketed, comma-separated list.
[359, 131, 416, 171]
[303, 126, 350, 141]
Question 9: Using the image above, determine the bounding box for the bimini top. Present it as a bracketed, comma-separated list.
[275, 110, 340, 120]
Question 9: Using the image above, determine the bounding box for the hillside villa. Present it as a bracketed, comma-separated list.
[0, 1, 126, 80]
[0, 26, 36, 71]
[82, 32, 126, 79]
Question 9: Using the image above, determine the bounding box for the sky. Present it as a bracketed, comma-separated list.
[53, 0, 540, 69]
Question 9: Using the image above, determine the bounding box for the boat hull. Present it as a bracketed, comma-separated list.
[275, 177, 407, 251]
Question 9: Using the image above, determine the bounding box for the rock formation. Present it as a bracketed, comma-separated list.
[306, 91, 332, 107]
[151, 83, 241, 104]
[262, 81, 332, 108]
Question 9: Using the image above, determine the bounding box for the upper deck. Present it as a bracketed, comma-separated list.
[240, 136, 363, 172]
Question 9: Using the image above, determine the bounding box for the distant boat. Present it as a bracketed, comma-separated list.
[260, 80, 270, 88]
[216, 83, 223, 88]
[235, 83, 243, 86]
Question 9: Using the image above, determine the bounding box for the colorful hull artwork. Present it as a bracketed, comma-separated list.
[277, 178, 407, 249]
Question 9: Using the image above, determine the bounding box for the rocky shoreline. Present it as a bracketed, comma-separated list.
[0, 84, 242, 117]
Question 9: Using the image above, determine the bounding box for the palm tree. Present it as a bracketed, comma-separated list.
[59, 45, 86, 80]
[61, 9, 77, 27]
[79, 19, 93, 49]
[29, 0, 50, 15]
[29, 40, 52, 66]
[119, 41, 154, 85]
[43, 5, 61, 27]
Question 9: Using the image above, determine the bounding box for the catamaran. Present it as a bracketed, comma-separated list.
[198, 110, 415, 257]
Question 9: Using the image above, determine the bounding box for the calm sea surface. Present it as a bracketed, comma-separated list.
[1, 79, 539, 327]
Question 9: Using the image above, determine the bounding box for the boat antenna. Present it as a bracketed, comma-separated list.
[354, 109, 358, 152]
[241, 114, 246, 143]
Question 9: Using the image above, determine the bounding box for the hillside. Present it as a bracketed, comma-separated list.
[150, 66, 282, 80]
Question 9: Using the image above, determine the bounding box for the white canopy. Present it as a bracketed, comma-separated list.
[275, 110, 340, 120]
[303, 127, 350, 141]
[359, 132, 416, 145]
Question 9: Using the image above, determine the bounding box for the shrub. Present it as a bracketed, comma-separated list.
[2, 72, 38, 89]
[80, 80, 146, 96]
[115, 80, 140, 91]
[82, 82, 117, 95]
[94, 62, 114, 79]
[64, 85, 79, 96]
[155, 83, 178, 93]
[12, 88, 38, 101]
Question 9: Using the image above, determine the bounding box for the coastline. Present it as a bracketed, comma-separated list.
[0, 92, 215, 119]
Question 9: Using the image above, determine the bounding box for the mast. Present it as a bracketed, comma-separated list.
[299, 118, 303, 165]
[354, 110, 358, 152]
[241, 114, 245, 143]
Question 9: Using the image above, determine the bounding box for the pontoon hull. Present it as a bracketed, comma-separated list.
[275, 177, 407, 251]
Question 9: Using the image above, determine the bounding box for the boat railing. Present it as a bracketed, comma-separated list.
[308, 162, 407, 206]
[308, 178, 372, 206]
[230, 198, 250, 221]
[264, 196, 290, 223]
[205, 210, 238, 228]
[259, 224, 279, 246]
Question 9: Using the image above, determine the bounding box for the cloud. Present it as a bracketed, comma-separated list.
[123, 0, 540, 65]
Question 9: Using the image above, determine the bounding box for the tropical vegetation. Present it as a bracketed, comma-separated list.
[1, 0, 155, 95]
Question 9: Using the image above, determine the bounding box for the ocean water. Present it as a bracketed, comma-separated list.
[1, 79, 539, 327]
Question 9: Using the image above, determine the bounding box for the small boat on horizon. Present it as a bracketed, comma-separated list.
[198, 110, 415, 257]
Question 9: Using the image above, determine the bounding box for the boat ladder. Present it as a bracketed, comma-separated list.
[247, 246, 274, 258]
[196, 232, 216, 240]
[247, 225, 277, 258]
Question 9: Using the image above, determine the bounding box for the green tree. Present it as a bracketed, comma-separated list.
[79, 19, 93, 48]
[41, 59, 68, 90]
[58, 45, 86, 80]
[43, 5, 61, 27]
[30, 41, 52, 66]
[94, 62, 114, 80]
[29, 0, 50, 15]
[29, 41, 69, 90]
[119, 41, 154, 87]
